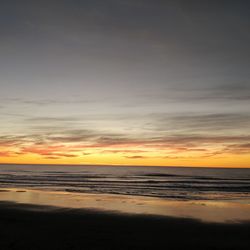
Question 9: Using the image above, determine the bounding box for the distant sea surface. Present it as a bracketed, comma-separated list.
[0, 164, 249, 201]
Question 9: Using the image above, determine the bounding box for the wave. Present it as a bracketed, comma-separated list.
[0, 165, 249, 201]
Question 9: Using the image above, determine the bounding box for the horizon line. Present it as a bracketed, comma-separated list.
[0, 163, 249, 169]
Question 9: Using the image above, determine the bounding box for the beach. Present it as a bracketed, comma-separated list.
[0, 165, 249, 249]
[1, 0, 250, 249]
[0, 188, 250, 223]
[0, 188, 249, 250]
[0, 200, 249, 250]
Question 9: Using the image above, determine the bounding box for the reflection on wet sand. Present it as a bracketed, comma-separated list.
[0, 188, 249, 223]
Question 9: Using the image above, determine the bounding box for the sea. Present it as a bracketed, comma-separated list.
[0, 164, 249, 201]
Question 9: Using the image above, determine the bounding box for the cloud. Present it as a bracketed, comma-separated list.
[221, 143, 250, 155]
[2, 98, 99, 107]
[215, 82, 250, 100]
[1, 113, 250, 160]
[0, 151, 13, 157]
[124, 155, 147, 159]
[1, 130, 250, 149]
[149, 113, 250, 133]
[0, 135, 28, 147]
[26, 117, 79, 122]
[136, 82, 250, 106]
[101, 149, 148, 154]
[20, 145, 78, 158]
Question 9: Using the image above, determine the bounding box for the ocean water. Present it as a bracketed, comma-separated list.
[0, 164, 249, 201]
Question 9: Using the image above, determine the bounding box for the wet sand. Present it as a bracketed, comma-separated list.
[0, 201, 249, 250]
[0, 188, 250, 223]
[0, 188, 250, 249]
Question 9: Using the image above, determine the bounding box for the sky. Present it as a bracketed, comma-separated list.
[0, 0, 250, 167]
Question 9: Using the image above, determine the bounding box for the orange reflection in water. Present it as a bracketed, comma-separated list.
[0, 188, 249, 223]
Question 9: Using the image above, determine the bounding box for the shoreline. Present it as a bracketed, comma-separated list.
[0, 188, 249, 223]
[0, 200, 249, 250]
[0, 162, 250, 170]
[1, 163, 250, 169]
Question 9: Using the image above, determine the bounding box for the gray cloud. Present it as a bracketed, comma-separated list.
[148, 113, 250, 133]
[221, 143, 250, 155]
[124, 155, 147, 159]
[1, 1, 250, 164]
[1, 127, 250, 159]
[26, 116, 79, 123]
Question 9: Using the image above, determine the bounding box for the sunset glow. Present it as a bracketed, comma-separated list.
[1, 135, 250, 167]
[0, 1, 250, 168]
[0, 2, 250, 250]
